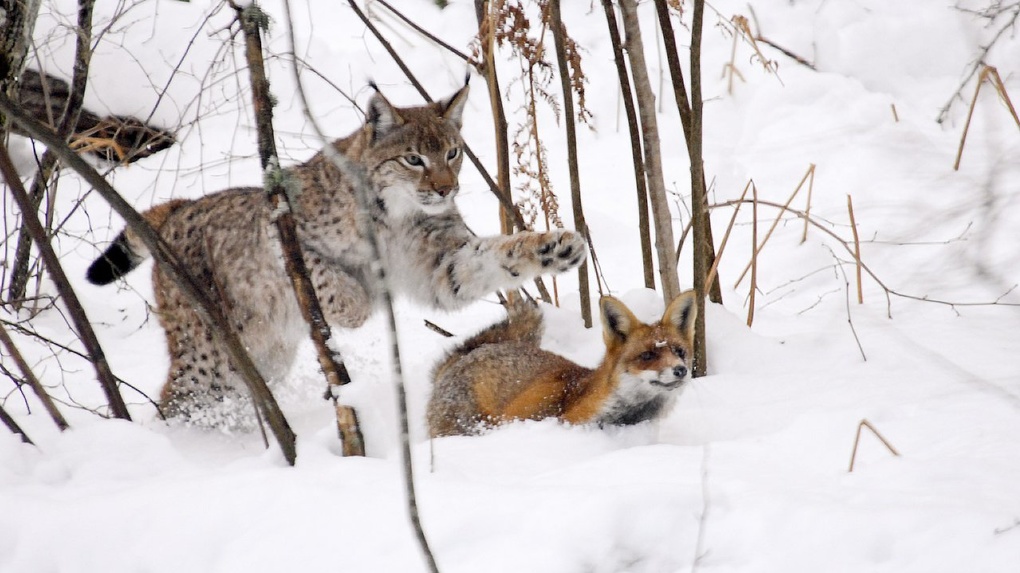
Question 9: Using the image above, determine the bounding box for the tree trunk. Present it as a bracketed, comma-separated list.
[688, 0, 709, 377]
[600, 0, 654, 290]
[474, 0, 514, 234]
[617, 0, 680, 303]
[653, 0, 722, 310]
[237, 4, 364, 456]
[549, 0, 592, 327]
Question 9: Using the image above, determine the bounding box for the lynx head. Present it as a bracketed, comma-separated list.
[363, 83, 469, 217]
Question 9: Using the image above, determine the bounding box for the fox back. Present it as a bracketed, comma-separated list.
[427, 291, 697, 437]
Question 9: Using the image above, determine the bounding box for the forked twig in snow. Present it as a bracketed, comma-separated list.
[800, 163, 815, 244]
[848, 419, 900, 472]
[954, 65, 1020, 170]
[281, 1, 439, 570]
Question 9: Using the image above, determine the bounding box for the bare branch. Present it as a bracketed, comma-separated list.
[0, 90, 298, 465]
[0, 402, 34, 445]
[233, 2, 364, 457]
[0, 320, 69, 430]
[0, 139, 130, 420]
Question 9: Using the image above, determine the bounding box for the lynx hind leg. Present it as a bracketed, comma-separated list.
[158, 319, 256, 429]
[155, 282, 291, 430]
[305, 257, 372, 329]
[503, 229, 587, 277]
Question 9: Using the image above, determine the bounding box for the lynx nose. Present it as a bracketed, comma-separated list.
[434, 185, 454, 198]
[673, 365, 688, 379]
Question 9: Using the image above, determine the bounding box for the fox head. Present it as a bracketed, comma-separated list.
[595, 291, 697, 425]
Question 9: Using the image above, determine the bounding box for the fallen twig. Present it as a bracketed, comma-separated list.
[848, 419, 900, 472]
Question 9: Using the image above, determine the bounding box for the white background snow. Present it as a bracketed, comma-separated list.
[2, 0, 1020, 571]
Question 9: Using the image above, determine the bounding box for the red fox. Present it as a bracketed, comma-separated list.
[427, 291, 697, 437]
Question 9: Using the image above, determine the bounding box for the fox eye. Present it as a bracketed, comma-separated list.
[446, 147, 460, 161]
[404, 154, 424, 167]
[639, 350, 657, 362]
[672, 346, 687, 359]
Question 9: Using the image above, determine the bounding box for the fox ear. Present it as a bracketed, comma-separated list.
[366, 88, 404, 140]
[600, 296, 639, 343]
[663, 290, 697, 339]
[438, 82, 469, 130]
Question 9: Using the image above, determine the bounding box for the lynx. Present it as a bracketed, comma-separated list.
[86, 83, 587, 426]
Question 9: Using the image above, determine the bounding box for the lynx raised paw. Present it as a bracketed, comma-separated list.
[536, 230, 588, 273]
[499, 229, 586, 280]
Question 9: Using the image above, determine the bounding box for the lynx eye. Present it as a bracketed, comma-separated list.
[672, 346, 686, 360]
[639, 350, 658, 362]
[404, 154, 424, 167]
[446, 147, 460, 161]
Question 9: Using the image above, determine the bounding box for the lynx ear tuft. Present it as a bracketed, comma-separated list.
[439, 83, 470, 130]
[366, 89, 403, 140]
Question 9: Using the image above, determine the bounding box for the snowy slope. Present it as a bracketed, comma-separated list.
[3, 0, 1020, 571]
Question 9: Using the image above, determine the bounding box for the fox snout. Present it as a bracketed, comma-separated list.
[647, 364, 688, 390]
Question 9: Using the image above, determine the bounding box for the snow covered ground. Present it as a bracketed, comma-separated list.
[3, 0, 1020, 571]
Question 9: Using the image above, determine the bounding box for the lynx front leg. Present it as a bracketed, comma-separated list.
[431, 229, 587, 309]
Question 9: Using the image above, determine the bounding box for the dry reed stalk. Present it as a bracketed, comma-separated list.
[747, 182, 758, 327]
[848, 419, 900, 472]
[891, 103, 899, 122]
[704, 180, 751, 292]
[955, 65, 1020, 170]
[721, 19, 746, 95]
[722, 14, 779, 95]
[735, 163, 816, 288]
[800, 163, 815, 244]
[847, 194, 863, 304]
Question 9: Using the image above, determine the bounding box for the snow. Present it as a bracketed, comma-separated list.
[3, 0, 1020, 571]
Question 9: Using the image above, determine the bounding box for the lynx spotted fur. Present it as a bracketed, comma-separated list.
[86, 84, 587, 426]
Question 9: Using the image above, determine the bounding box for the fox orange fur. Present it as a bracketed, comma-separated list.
[427, 291, 697, 437]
